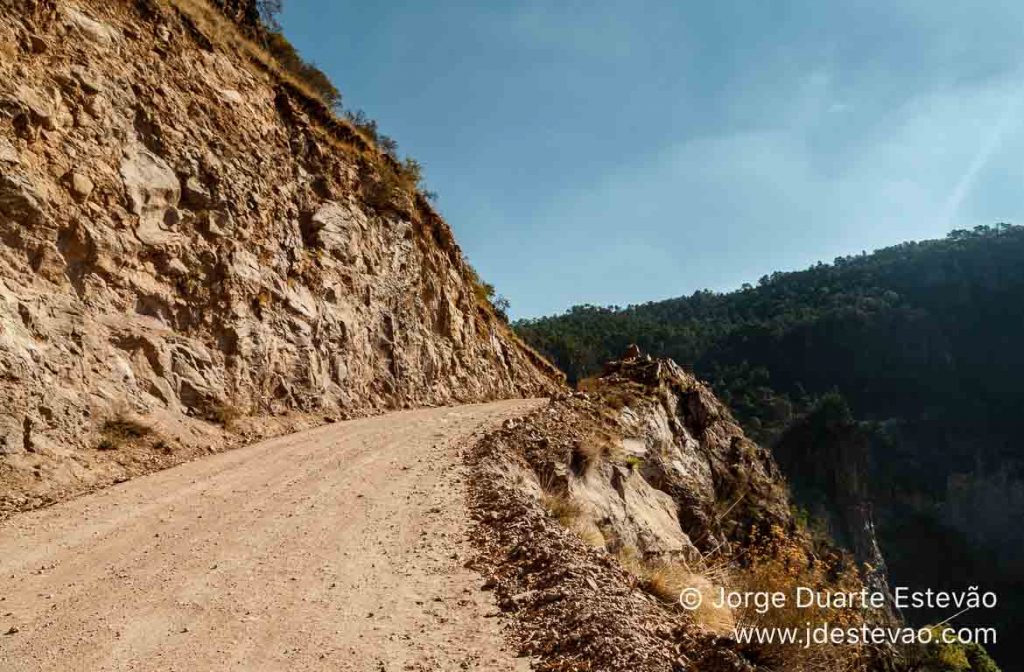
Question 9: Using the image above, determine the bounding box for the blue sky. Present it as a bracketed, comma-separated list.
[279, 1, 1024, 317]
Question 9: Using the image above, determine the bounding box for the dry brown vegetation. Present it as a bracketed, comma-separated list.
[206, 401, 247, 432]
[166, 0, 424, 196]
[569, 427, 622, 475]
[578, 375, 643, 410]
[732, 525, 871, 672]
[164, 0, 528, 327]
[613, 546, 735, 635]
[570, 439, 605, 473]
[576, 376, 602, 394]
[166, 0, 358, 131]
[539, 489, 583, 527]
[541, 486, 876, 671]
[538, 484, 605, 548]
[536, 465, 739, 637]
[96, 412, 154, 451]
[616, 528, 874, 671]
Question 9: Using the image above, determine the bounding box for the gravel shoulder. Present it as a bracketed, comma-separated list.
[0, 399, 544, 672]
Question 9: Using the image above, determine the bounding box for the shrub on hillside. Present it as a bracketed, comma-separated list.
[262, 30, 340, 109]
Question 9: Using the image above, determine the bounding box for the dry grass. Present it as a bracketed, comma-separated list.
[568, 423, 625, 475]
[538, 484, 606, 548]
[571, 518, 607, 548]
[204, 400, 248, 431]
[162, 0, 529, 316]
[164, 0, 434, 213]
[540, 490, 584, 527]
[167, 1, 325, 109]
[577, 375, 638, 410]
[612, 525, 878, 670]
[164, 0, 375, 153]
[96, 411, 154, 451]
[731, 525, 871, 672]
[616, 546, 735, 635]
[588, 381, 643, 410]
[570, 438, 612, 475]
[650, 562, 735, 634]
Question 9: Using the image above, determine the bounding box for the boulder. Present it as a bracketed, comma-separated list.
[0, 173, 45, 227]
[120, 147, 181, 244]
[0, 139, 18, 165]
[64, 7, 120, 45]
[0, 417, 24, 455]
[305, 201, 363, 261]
[67, 172, 94, 202]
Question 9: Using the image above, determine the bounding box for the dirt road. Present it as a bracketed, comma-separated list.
[0, 399, 545, 671]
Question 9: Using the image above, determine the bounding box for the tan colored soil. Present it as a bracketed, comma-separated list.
[0, 399, 544, 671]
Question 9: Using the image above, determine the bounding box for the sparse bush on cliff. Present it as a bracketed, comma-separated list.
[464, 263, 511, 321]
[209, 0, 340, 108]
[539, 489, 583, 526]
[261, 30, 340, 109]
[360, 154, 424, 213]
[183, 0, 511, 329]
[171, 0, 342, 112]
[205, 401, 247, 432]
[187, 2, 439, 221]
[615, 546, 735, 635]
[733, 525, 870, 672]
[907, 634, 1002, 672]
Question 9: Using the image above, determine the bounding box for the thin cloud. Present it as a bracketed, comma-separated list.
[939, 81, 1024, 230]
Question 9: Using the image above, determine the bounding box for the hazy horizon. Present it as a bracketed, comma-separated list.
[279, 1, 1024, 317]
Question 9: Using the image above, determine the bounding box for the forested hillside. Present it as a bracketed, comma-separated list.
[516, 223, 1024, 665]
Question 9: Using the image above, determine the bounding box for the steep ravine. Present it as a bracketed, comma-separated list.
[0, 0, 559, 515]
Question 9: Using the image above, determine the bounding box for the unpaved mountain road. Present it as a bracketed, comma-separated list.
[0, 399, 544, 672]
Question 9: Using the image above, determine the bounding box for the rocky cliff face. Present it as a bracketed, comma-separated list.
[467, 353, 805, 670]
[0, 0, 559, 514]
[501, 353, 794, 565]
[467, 352, 904, 671]
[772, 403, 895, 614]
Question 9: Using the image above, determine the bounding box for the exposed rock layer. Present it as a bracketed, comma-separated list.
[468, 353, 902, 671]
[467, 354, 795, 671]
[0, 0, 559, 514]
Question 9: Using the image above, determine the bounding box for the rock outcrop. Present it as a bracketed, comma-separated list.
[0, 0, 559, 515]
[465, 353, 773, 670]
[490, 352, 792, 566]
[468, 350, 899, 671]
[772, 403, 896, 615]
